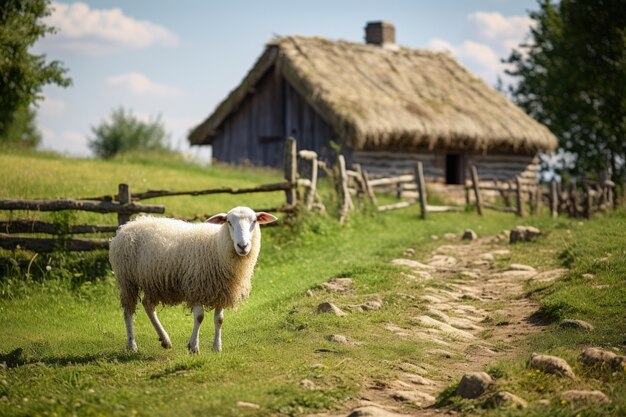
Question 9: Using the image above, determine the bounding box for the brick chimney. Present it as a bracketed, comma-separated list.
[365, 21, 396, 46]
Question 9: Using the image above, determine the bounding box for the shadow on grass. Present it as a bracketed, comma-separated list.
[0, 347, 153, 368]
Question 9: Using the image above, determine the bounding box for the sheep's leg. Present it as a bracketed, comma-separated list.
[124, 311, 138, 352]
[213, 308, 224, 352]
[187, 305, 204, 354]
[142, 298, 172, 349]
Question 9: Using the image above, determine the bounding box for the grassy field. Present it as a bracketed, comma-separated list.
[0, 151, 624, 416]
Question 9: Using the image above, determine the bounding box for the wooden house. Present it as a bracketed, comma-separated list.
[189, 22, 557, 198]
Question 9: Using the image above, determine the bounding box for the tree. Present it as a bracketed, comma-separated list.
[0, 104, 41, 148]
[505, 0, 626, 183]
[88, 107, 170, 158]
[0, 0, 71, 146]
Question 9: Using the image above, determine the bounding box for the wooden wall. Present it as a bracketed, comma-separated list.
[353, 150, 540, 203]
[211, 68, 337, 168]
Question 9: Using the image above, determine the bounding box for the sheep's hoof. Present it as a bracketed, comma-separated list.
[187, 343, 199, 354]
[161, 340, 172, 349]
[127, 342, 138, 353]
[212, 344, 222, 353]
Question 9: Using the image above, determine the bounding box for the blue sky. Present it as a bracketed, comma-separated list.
[33, 0, 540, 158]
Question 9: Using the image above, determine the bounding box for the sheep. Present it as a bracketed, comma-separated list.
[108, 206, 277, 353]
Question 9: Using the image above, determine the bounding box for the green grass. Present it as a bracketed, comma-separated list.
[0, 151, 625, 416]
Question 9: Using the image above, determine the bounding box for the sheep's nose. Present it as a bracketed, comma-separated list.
[237, 242, 249, 251]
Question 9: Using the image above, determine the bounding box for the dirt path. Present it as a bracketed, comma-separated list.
[311, 234, 565, 417]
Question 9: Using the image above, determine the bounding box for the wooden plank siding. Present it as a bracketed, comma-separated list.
[353, 150, 540, 203]
[211, 70, 337, 168]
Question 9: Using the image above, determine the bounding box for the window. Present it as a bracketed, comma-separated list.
[446, 154, 464, 185]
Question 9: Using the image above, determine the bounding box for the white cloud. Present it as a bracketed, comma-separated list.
[38, 96, 66, 116]
[107, 72, 182, 96]
[40, 127, 90, 156]
[44, 2, 178, 54]
[426, 11, 533, 86]
[468, 12, 533, 43]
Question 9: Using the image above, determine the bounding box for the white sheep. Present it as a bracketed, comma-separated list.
[108, 206, 277, 353]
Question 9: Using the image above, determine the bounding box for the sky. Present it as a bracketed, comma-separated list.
[32, 0, 541, 159]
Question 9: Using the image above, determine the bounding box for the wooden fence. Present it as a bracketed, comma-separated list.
[0, 137, 321, 254]
[466, 164, 615, 218]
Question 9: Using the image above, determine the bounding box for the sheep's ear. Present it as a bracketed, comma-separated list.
[256, 212, 278, 224]
[206, 213, 228, 224]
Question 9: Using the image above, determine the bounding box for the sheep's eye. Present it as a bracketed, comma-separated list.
[227, 220, 231, 226]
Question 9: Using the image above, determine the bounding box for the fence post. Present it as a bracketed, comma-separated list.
[305, 154, 318, 210]
[284, 136, 297, 206]
[470, 165, 483, 216]
[550, 179, 558, 218]
[362, 170, 377, 206]
[118, 183, 131, 226]
[568, 183, 577, 217]
[515, 177, 524, 217]
[337, 155, 352, 223]
[415, 161, 428, 220]
[583, 182, 593, 219]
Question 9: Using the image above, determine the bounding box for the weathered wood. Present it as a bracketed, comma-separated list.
[583, 183, 593, 219]
[377, 201, 415, 212]
[305, 154, 318, 210]
[361, 170, 378, 206]
[426, 205, 464, 213]
[132, 181, 292, 201]
[470, 165, 483, 216]
[297, 179, 312, 187]
[297, 150, 318, 161]
[118, 183, 131, 226]
[568, 183, 578, 217]
[0, 221, 117, 235]
[0, 199, 164, 215]
[284, 136, 297, 205]
[0, 235, 109, 252]
[515, 176, 524, 217]
[337, 155, 353, 223]
[368, 174, 415, 187]
[550, 180, 558, 218]
[415, 162, 428, 220]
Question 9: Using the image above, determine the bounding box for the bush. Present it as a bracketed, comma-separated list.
[88, 107, 170, 158]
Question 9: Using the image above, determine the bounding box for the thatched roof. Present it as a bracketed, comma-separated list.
[189, 36, 557, 153]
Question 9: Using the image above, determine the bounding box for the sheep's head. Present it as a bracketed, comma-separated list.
[207, 207, 277, 256]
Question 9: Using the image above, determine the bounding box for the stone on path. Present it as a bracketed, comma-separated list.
[427, 255, 457, 267]
[529, 353, 576, 378]
[508, 264, 536, 272]
[559, 390, 610, 404]
[462, 229, 478, 240]
[404, 248, 415, 257]
[498, 270, 537, 279]
[402, 373, 434, 386]
[479, 253, 495, 261]
[316, 302, 346, 316]
[347, 406, 405, 417]
[456, 372, 493, 399]
[417, 315, 476, 340]
[391, 390, 436, 407]
[443, 233, 458, 241]
[391, 259, 434, 270]
[510, 226, 541, 244]
[485, 391, 528, 409]
[579, 347, 626, 371]
[320, 277, 353, 292]
[534, 269, 567, 283]
[559, 319, 594, 331]
[491, 249, 511, 256]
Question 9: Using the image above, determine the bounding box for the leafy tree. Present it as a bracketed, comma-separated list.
[0, 0, 71, 146]
[505, 0, 626, 183]
[0, 104, 41, 148]
[88, 107, 170, 158]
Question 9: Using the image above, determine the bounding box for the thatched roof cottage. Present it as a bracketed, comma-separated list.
[189, 22, 556, 194]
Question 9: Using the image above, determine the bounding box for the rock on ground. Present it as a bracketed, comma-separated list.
[316, 302, 347, 316]
[559, 390, 610, 404]
[485, 391, 528, 409]
[579, 347, 626, 370]
[236, 401, 260, 409]
[462, 229, 478, 240]
[328, 334, 348, 344]
[559, 319, 594, 331]
[456, 372, 494, 399]
[529, 353, 576, 379]
[347, 406, 405, 417]
[320, 278, 353, 292]
[510, 226, 541, 244]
